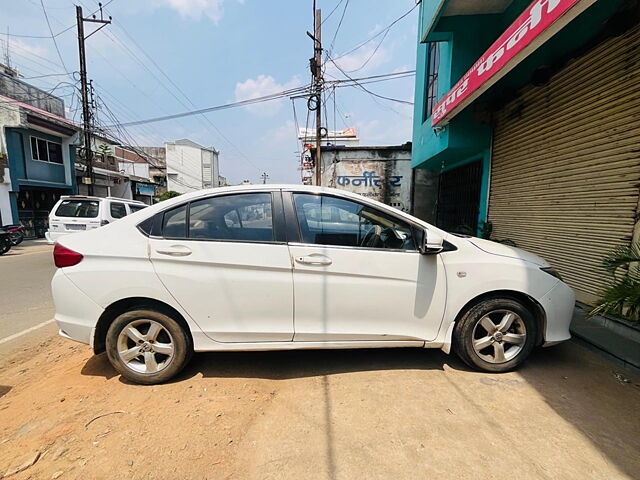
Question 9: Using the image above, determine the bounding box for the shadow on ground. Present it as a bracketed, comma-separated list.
[81, 342, 640, 478]
[518, 342, 640, 479]
[82, 347, 455, 383]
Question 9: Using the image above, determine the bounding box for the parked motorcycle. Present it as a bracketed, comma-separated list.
[4, 224, 25, 246]
[0, 228, 11, 255]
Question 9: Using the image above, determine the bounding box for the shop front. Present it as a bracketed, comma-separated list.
[133, 180, 156, 205]
[412, 0, 640, 304]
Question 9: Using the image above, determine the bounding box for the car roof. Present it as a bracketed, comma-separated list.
[146, 184, 438, 231]
[59, 195, 145, 204]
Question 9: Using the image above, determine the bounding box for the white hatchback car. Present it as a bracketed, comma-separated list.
[51, 185, 575, 384]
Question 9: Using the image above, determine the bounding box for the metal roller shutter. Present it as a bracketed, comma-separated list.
[488, 24, 640, 304]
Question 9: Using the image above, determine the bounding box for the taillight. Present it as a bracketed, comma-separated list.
[53, 243, 83, 268]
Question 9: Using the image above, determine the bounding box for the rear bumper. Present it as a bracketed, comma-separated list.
[538, 280, 576, 346]
[45, 231, 69, 245]
[52, 270, 104, 345]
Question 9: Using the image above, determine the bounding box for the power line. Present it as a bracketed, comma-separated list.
[4, 0, 116, 39]
[343, 28, 390, 73]
[39, 0, 70, 75]
[330, 2, 419, 62]
[329, 0, 349, 51]
[320, 0, 345, 26]
[100, 19, 262, 172]
[326, 52, 413, 106]
[107, 84, 312, 128]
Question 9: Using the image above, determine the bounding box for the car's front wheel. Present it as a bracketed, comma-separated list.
[106, 309, 192, 384]
[453, 297, 538, 372]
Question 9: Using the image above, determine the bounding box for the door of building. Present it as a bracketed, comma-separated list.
[436, 160, 482, 234]
[17, 188, 62, 238]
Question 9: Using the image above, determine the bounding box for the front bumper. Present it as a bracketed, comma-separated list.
[52, 270, 104, 345]
[538, 280, 576, 346]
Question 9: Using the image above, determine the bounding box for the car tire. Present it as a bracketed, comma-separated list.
[453, 297, 538, 373]
[106, 309, 192, 385]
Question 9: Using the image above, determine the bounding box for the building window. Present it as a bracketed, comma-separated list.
[30, 136, 63, 164]
[424, 42, 440, 121]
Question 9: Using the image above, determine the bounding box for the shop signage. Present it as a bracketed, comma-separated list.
[432, 0, 587, 126]
[135, 182, 155, 196]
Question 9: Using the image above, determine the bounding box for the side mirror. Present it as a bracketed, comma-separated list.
[417, 228, 444, 255]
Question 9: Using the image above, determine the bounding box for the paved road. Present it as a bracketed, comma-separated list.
[0, 241, 55, 341]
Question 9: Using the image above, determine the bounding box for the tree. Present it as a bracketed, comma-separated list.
[158, 190, 181, 201]
[590, 243, 640, 322]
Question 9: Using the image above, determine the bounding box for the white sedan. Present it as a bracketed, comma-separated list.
[51, 185, 575, 384]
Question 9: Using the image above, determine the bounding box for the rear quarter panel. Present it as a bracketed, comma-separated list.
[57, 217, 204, 334]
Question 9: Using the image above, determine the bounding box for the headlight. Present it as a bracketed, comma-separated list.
[541, 266, 563, 281]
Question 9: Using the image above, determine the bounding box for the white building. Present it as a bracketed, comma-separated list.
[165, 139, 219, 193]
[298, 127, 359, 185]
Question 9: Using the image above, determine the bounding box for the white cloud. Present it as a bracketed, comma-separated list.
[326, 43, 392, 78]
[159, 0, 225, 24]
[5, 38, 49, 58]
[355, 104, 413, 145]
[234, 74, 301, 116]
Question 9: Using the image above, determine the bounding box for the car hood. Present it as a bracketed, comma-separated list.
[467, 237, 549, 267]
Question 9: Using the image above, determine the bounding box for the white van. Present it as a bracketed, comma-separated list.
[45, 196, 147, 244]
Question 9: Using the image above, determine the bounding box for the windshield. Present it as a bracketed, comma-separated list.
[55, 199, 100, 218]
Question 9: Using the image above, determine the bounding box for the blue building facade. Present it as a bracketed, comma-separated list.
[0, 93, 78, 237]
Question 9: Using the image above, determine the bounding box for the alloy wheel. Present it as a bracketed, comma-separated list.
[471, 310, 527, 364]
[116, 319, 175, 374]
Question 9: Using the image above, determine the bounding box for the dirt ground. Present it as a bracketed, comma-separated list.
[0, 332, 639, 480]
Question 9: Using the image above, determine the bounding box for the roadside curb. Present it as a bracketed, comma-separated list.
[570, 303, 640, 377]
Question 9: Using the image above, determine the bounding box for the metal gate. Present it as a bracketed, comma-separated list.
[488, 24, 640, 304]
[436, 160, 482, 234]
[17, 188, 62, 239]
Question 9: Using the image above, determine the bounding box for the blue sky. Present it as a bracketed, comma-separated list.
[2, 0, 419, 184]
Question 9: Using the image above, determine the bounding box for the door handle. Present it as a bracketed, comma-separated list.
[295, 255, 332, 266]
[156, 245, 192, 257]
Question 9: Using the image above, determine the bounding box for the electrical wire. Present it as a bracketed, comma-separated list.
[4, 0, 116, 38]
[320, 0, 345, 26]
[330, 2, 419, 63]
[108, 19, 261, 172]
[39, 0, 70, 75]
[326, 52, 413, 106]
[329, 0, 349, 51]
[108, 84, 312, 128]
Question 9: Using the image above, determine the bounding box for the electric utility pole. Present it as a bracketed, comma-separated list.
[307, 7, 323, 186]
[76, 4, 111, 195]
[261, 172, 269, 184]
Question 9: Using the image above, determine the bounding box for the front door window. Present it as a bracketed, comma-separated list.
[293, 193, 415, 250]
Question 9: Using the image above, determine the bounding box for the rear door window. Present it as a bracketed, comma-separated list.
[110, 202, 127, 219]
[162, 204, 187, 239]
[55, 200, 100, 218]
[188, 193, 273, 242]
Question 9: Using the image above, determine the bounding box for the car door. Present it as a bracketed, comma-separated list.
[148, 191, 294, 343]
[285, 191, 446, 342]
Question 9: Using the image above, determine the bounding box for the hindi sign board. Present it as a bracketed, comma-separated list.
[323, 159, 413, 212]
[431, 0, 587, 126]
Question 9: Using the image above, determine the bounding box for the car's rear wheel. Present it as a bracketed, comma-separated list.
[106, 309, 192, 385]
[453, 297, 538, 373]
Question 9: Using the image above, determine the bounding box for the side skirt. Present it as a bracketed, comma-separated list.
[192, 332, 433, 352]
